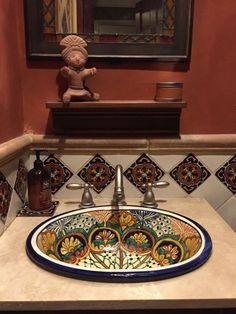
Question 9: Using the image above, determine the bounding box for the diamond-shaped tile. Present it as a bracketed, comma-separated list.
[0, 171, 13, 224]
[215, 155, 236, 194]
[169, 154, 211, 194]
[44, 154, 73, 194]
[14, 159, 28, 203]
[124, 153, 165, 193]
[78, 154, 115, 193]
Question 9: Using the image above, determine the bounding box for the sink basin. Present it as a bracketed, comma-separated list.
[26, 205, 212, 281]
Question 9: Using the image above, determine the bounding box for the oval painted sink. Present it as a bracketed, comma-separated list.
[26, 205, 212, 281]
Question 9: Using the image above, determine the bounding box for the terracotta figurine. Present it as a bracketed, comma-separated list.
[60, 35, 99, 103]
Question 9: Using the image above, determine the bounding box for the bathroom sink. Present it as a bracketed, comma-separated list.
[26, 205, 212, 281]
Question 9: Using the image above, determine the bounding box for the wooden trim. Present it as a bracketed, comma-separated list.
[46, 100, 187, 109]
[46, 101, 186, 137]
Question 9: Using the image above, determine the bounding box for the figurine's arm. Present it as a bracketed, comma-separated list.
[60, 66, 72, 78]
[83, 67, 97, 78]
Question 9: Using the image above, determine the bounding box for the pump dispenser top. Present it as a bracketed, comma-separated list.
[34, 150, 44, 169]
[27, 150, 52, 211]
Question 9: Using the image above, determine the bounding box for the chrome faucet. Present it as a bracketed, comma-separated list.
[111, 165, 127, 206]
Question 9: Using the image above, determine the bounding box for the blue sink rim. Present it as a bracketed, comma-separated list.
[26, 205, 212, 282]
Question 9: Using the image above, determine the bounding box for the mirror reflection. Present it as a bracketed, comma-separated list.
[43, 0, 175, 44]
[25, 0, 192, 60]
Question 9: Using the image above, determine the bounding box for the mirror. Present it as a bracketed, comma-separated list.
[24, 0, 193, 61]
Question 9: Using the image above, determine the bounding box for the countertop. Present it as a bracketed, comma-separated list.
[0, 198, 236, 311]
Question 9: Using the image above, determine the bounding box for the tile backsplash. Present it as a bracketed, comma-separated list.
[35, 151, 235, 201]
[0, 152, 29, 234]
[0, 148, 236, 235]
[36, 151, 236, 228]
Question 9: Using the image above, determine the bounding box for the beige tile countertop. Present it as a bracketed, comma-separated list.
[0, 198, 236, 311]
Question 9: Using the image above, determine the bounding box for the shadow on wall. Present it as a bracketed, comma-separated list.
[26, 58, 190, 71]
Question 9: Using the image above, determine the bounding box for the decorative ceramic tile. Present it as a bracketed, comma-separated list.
[43, 154, 73, 194]
[77, 154, 115, 193]
[215, 156, 236, 194]
[124, 153, 165, 193]
[169, 154, 211, 194]
[14, 159, 28, 203]
[0, 171, 13, 224]
[17, 201, 59, 217]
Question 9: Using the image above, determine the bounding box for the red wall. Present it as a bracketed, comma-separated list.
[4, 0, 236, 140]
[0, 1, 24, 144]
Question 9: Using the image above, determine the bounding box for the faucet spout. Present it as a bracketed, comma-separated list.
[111, 165, 127, 206]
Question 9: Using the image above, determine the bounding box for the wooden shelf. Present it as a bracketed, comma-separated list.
[46, 100, 186, 137]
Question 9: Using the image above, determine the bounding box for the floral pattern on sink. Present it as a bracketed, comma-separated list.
[27, 206, 212, 281]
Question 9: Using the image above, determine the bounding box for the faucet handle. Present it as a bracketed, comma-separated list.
[66, 183, 95, 208]
[152, 181, 170, 189]
[141, 181, 169, 207]
[66, 183, 85, 190]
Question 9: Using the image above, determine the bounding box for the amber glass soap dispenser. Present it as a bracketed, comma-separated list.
[27, 150, 52, 211]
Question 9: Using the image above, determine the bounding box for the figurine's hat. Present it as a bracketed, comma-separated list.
[60, 35, 88, 59]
